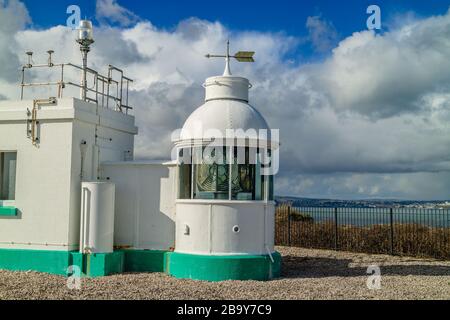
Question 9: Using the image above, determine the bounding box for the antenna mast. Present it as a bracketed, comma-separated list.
[76, 20, 94, 101]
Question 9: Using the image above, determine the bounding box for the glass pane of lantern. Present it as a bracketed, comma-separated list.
[267, 149, 274, 200]
[178, 148, 192, 199]
[268, 174, 274, 201]
[231, 147, 257, 200]
[193, 146, 229, 200]
[259, 148, 273, 201]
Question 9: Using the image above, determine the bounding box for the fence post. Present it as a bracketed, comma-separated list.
[334, 207, 338, 250]
[287, 205, 291, 246]
[390, 208, 394, 255]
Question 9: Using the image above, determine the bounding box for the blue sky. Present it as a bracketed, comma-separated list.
[22, 0, 450, 61]
[22, 0, 450, 31]
[2, 0, 450, 200]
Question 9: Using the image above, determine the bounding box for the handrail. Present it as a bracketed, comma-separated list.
[20, 61, 134, 114]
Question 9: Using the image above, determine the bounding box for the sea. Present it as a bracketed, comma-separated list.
[276, 197, 450, 228]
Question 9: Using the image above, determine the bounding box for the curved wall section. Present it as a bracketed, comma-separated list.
[175, 201, 275, 255]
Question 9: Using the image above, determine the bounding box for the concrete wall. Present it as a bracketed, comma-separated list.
[102, 161, 176, 251]
[0, 98, 137, 251]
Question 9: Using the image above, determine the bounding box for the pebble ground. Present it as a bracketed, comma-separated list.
[1, 246, 449, 300]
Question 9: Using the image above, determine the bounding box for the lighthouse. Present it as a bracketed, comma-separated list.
[165, 42, 281, 281]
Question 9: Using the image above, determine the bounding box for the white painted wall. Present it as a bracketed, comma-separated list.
[0, 98, 137, 251]
[101, 161, 176, 250]
[67, 101, 137, 247]
[175, 200, 275, 255]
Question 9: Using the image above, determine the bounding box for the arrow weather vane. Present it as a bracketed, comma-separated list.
[205, 40, 255, 76]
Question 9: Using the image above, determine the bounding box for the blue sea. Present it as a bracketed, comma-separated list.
[291, 207, 450, 228]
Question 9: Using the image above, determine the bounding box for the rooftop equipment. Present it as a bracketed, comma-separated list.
[20, 20, 134, 114]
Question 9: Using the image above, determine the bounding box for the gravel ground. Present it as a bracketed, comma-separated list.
[1, 246, 449, 300]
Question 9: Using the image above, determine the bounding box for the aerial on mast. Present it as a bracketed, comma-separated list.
[76, 20, 95, 101]
[205, 40, 255, 76]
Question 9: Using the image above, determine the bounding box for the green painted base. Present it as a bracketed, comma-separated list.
[166, 251, 282, 281]
[0, 249, 73, 275]
[0, 248, 167, 278]
[0, 248, 282, 281]
[71, 251, 125, 277]
[122, 249, 167, 272]
[0, 249, 126, 277]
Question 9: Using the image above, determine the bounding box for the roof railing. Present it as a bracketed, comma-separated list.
[20, 56, 134, 114]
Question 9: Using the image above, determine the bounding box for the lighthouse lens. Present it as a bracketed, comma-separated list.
[193, 146, 229, 200]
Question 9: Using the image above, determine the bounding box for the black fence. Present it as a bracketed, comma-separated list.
[275, 205, 450, 260]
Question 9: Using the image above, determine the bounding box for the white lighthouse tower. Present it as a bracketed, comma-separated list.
[165, 42, 281, 281]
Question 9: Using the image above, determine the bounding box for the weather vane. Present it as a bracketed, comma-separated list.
[205, 40, 255, 76]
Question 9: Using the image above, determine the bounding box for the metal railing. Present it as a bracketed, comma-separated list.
[275, 204, 450, 260]
[20, 56, 133, 114]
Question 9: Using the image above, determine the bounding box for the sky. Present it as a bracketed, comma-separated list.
[1, 0, 450, 200]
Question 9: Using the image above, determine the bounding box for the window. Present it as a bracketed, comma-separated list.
[178, 148, 192, 199]
[177, 146, 274, 201]
[231, 147, 258, 200]
[193, 146, 229, 200]
[268, 175, 274, 201]
[0, 152, 17, 200]
[261, 149, 274, 201]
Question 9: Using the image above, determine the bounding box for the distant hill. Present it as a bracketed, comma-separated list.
[275, 196, 450, 209]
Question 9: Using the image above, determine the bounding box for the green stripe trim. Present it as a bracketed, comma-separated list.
[0, 207, 17, 216]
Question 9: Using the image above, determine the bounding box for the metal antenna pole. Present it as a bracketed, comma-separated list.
[224, 40, 232, 76]
[80, 45, 90, 101]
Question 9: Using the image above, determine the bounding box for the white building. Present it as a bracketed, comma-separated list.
[0, 22, 280, 281]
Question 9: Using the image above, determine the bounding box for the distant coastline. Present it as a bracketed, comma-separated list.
[276, 196, 450, 209]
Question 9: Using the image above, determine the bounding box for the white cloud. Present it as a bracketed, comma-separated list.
[0, 0, 30, 96]
[1, 2, 450, 200]
[315, 10, 450, 118]
[96, 0, 140, 27]
[276, 172, 450, 200]
[306, 15, 339, 53]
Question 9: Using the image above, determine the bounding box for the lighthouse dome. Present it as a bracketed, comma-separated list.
[179, 75, 271, 142]
[180, 99, 270, 141]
